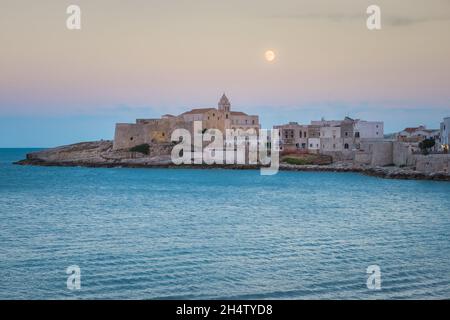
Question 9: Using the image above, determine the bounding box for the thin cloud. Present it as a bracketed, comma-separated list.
[386, 16, 450, 26]
[267, 13, 450, 27]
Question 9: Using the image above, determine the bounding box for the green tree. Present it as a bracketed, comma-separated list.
[418, 138, 435, 155]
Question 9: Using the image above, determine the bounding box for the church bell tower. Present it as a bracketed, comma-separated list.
[218, 93, 231, 112]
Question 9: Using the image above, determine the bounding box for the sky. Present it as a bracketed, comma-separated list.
[1, 0, 449, 147]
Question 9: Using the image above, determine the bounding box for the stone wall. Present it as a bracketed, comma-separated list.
[370, 141, 393, 166]
[355, 140, 393, 166]
[114, 123, 146, 150]
[414, 154, 450, 174]
[393, 141, 414, 166]
[321, 150, 354, 161]
[354, 151, 371, 164]
[113, 118, 193, 150]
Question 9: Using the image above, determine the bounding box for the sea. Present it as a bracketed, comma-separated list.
[1, 148, 450, 299]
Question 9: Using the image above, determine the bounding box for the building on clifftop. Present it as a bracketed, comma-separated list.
[113, 94, 260, 150]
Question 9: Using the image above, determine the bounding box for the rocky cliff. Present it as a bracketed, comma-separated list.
[15, 141, 173, 167]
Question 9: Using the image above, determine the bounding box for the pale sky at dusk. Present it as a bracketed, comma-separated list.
[1, 0, 449, 147]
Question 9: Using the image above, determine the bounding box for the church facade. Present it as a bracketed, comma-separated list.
[113, 94, 260, 150]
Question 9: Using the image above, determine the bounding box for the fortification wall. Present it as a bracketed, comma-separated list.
[354, 140, 393, 166]
[393, 142, 414, 166]
[113, 118, 196, 151]
[354, 152, 371, 165]
[370, 141, 393, 166]
[113, 123, 146, 150]
[414, 154, 450, 174]
[321, 150, 354, 161]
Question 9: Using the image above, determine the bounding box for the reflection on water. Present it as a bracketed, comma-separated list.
[1, 149, 450, 299]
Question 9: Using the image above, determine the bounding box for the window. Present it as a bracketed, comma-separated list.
[309, 144, 313, 148]
[333, 144, 336, 149]
[355, 132, 360, 138]
[299, 131, 302, 138]
[252, 120, 255, 124]
[226, 114, 228, 119]
[345, 132, 348, 137]
[344, 143, 349, 149]
[130, 137, 133, 141]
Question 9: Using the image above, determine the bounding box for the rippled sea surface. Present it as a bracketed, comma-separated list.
[1, 148, 450, 299]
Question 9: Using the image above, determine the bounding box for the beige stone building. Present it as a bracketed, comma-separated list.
[113, 94, 260, 150]
[273, 122, 309, 152]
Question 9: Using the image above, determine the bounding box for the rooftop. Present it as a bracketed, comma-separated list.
[180, 108, 216, 115]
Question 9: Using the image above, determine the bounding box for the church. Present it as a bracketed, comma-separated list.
[113, 94, 260, 150]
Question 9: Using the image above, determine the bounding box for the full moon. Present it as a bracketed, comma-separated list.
[265, 50, 276, 62]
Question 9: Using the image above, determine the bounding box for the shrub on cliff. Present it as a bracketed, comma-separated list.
[283, 157, 309, 165]
[130, 144, 150, 155]
[282, 153, 332, 165]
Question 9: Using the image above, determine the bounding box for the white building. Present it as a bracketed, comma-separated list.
[320, 126, 341, 139]
[441, 117, 450, 151]
[353, 120, 383, 139]
[320, 126, 343, 152]
[397, 125, 439, 142]
[311, 119, 342, 127]
[308, 138, 320, 152]
[317, 118, 383, 153]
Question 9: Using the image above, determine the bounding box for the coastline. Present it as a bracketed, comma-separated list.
[12, 140, 450, 181]
[14, 157, 450, 182]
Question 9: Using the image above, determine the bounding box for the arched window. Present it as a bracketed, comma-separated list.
[344, 143, 349, 149]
